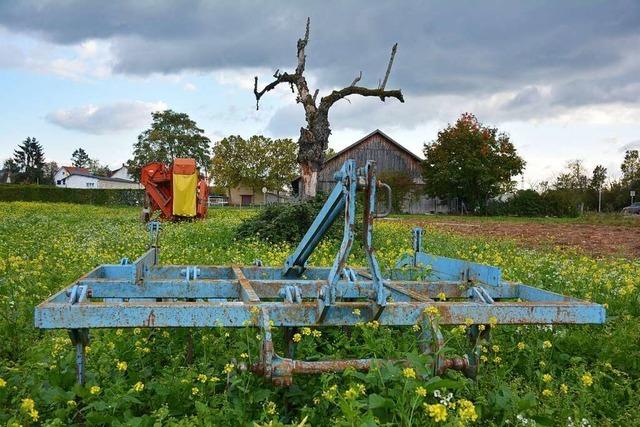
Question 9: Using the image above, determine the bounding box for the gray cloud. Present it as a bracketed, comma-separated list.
[46, 101, 166, 134]
[619, 140, 640, 153]
[2, 1, 640, 126]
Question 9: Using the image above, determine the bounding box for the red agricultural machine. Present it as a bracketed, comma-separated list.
[140, 158, 208, 222]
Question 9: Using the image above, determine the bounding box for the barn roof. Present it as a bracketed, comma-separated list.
[326, 129, 422, 165]
[61, 166, 90, 175]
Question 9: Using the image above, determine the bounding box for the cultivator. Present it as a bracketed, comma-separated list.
[35, 160, 605, 386]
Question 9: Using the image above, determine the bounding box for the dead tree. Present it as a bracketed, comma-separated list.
[254, 18, 404, 198]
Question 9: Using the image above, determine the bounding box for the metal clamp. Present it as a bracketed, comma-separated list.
[374, 182, 392, 218]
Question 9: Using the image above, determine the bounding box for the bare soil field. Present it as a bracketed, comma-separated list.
[393, 216, 640, 259]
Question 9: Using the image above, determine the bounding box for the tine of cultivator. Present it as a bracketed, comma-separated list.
[34, 159, 606, 385]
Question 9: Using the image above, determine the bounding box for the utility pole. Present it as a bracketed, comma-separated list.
[598, 186, 602, 213]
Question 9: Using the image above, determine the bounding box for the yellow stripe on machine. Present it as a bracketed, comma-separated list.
[172, 167, 197, 217]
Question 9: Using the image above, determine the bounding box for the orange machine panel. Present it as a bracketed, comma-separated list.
[173, 158, 196, 175]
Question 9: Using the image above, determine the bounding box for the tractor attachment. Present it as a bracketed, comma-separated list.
[35, 159, 605, 386]
[140, 158, 208, 222]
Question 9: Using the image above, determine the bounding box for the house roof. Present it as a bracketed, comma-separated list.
[326, 129, 423, 165]
[109, 164, 128, 177]
[64, 172, 139, 184]
[61, 166, 90, 175]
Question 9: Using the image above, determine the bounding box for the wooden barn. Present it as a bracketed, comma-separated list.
[293, 129, 449, 214]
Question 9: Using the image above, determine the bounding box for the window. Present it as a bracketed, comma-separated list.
[86, 182, 95, 188]
[56, 180, 62, 185]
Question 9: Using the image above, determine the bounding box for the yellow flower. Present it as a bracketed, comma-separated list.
[89, 385, 101, 395]
[402, 367, 416, 379]
[415, 386, 427, 397]
[424, 403, 448, 423]
[132, 381, 144, 392]
[133, 328, 141, 335]
[493, 356, 502, 364]
[312, 329, 322, 338]
[478, 324, 486, 331]
[197, 374, 208, 383]
[162, 331, 170, 338]
[0, 378, 6, 388]
[322, 384, 338, 400]
[191, 387, 200, 396]
[542, 340, 552, 349]
[542, 374, 553, 383]
[412, 324, 421, 332]
[560, 383, 569, 394]
[250, 305, 260, 315]
[223, 363, 235, 374]
[67, 400, 77, 407]
[424, 306, 439, 317]
[464, 318, 474, 326]
[352, 308, 361, 316]
[240, 353, 248, 359]
[517, 342, 526, 350]
[265, 401, 277, 416]
[344, 383, 366, 399]
[542, 389, 553, 397]
[116, 361, 128, 372]
[480, 355, 488, 362]
[209, 376, 220, 383]
[116, 329, 123, 336]
[488, 316, 497, 327]
[581, 372, 593, 387]
[492, 345, 500, 353]
[437, 292, 446, 301]
[301, 327, 312, 336]
[457, 399, 478, 422]
[292, 333, 302, 342]
[21, 398, 35, 413]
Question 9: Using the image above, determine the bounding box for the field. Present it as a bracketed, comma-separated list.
[1, 203, 639, 426]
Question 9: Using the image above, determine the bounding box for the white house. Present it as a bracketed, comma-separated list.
[54, 166, 142, 189]
[109, 165, 135, 181]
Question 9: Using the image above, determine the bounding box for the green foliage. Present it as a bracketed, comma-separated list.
[621, 150, 640, 184]
[13, 137, 45, 184]
[71, 148, 91, 168]
[0, 204, 639, 424]
[0, 185, 143, 205]
[127, 110, 211, 180]
[235, 195, 335, 243]
[379, 170, 418, 213]
[422, 113, 525, 209]
[487, 189, 579, 217]
[210, 135, 298, 195]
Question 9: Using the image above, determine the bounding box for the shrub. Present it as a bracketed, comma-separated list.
[235, 194, 341, 243]
[0, 184, 143, 206]
[487, 189, 579, 217]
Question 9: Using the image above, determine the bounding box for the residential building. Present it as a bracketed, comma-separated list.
[54, 166, 142, 189]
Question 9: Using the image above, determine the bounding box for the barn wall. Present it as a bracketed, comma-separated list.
[317, 132, 423, 193]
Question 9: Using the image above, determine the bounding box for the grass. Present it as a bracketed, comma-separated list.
[391, 212, 640, 226]
[0, 202, 639, 426]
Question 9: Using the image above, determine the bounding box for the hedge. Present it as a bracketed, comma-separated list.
[0, 184, 144, 206]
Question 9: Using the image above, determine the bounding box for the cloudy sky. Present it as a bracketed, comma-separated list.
[0, 1, 638, 185]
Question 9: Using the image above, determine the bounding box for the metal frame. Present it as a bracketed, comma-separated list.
[35, 159, 605, 386]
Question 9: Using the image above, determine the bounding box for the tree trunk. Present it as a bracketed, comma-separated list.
[300, 162, 319, 198]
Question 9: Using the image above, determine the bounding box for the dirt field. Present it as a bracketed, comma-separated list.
[394, 217, 640, 259]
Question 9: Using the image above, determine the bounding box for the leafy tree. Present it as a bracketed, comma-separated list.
[127, 110, 211, 179]
[71, 148, 91, 168]
[621, 150, 640, 183]
[378, 170, 417, 213]
[590, 165, 607, 190]
[13, 137, 45, 184]
[88, 159, 111, 177]
[2, 158, 19, 175]
[554, 160, 588, 191]
[42, 161, 59, 185]
[210, 135, 298, 197]
[324, 147, 337, 161]
[422, 113, 525, 210]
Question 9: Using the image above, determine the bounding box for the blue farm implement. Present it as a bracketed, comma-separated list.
[35, 159, 605, 386]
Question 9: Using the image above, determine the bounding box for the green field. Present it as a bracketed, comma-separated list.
[1, 203, 639, 426]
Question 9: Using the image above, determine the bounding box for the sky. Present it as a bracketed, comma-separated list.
[0, 0, 638, 186]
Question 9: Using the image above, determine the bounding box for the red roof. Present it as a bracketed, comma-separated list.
[62, 166, 90, 174]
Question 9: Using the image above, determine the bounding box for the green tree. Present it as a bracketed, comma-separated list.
[210, 135, 298, 198]
[128, 110, 211, 179]
[621, 150, 640, 183]
[422, 113, 525, 210]
[88, 159, 111, 177]
[554, 160, 588, 191]
[71, 148, 91, 168]
[42, 161, 59, 185]
[13, 137, 45, 184]
[590, 165, 607, 190]
[378, 170, 417, 213]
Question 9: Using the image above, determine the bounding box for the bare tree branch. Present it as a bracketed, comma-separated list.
[351, 71, 362, 87]
[253, 72, 296, 110]
[379, 43, 397, 91]
[320, 86, 404, 110]
[312, 89, 319, 103]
